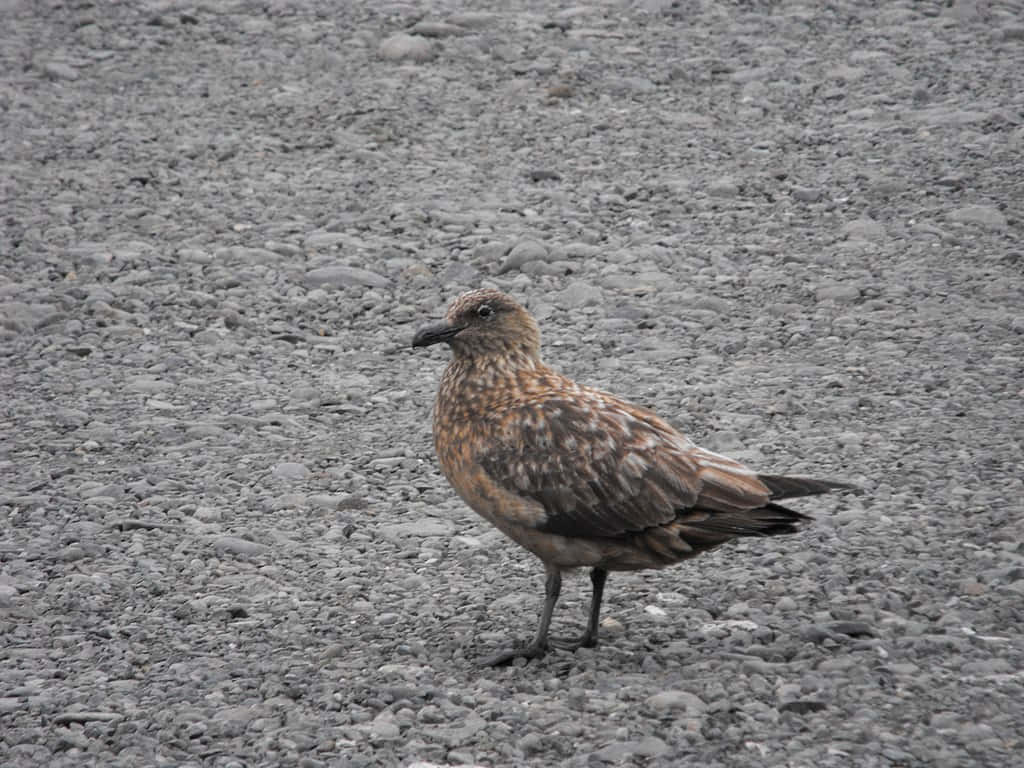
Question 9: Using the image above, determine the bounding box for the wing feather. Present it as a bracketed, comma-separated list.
[476, 389, 772, 539]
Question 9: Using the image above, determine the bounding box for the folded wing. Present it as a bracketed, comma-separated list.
[477, 390, 776, 539]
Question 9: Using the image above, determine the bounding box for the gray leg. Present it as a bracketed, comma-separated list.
[581, 567, 608, 647]
[551, 567, 608, 651]
[481, 564, 562, 667]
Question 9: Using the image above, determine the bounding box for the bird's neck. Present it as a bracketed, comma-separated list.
[438, 351, 548, 416]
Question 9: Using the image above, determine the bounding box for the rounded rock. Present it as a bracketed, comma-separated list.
[379, 34, 436, 63]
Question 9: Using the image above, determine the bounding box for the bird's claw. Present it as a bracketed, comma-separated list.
[549, 633, 599, 652]
[480, 643, 548, 667]
[482, 633, 598, 665]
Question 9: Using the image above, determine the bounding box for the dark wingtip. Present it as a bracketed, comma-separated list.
[680, 502, 810, 540]
[759, 474, 859, 500]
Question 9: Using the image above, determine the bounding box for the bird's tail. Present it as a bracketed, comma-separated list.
[704, 474, 856, 538]
[757, 474, 857, 500]
[679, 502, 809, 539]
[655, 475, 855, 560]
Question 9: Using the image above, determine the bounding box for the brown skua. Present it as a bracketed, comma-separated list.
[413, 288, 854, 666]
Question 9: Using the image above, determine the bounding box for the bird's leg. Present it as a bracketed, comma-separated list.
[580, 567, 608, 647]
[551, 567, 608, 651]
[481, 564, 561, 667]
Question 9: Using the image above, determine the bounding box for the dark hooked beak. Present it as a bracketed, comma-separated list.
[412, 322, 464, 348]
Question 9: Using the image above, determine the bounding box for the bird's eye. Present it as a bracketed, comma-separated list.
[477, 304, 493, 318]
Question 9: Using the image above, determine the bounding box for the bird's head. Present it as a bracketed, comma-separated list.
[412, 288, 541, 362]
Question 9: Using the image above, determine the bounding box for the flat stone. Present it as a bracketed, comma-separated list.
[634, 736, 670, 757]
[273, 462, 311, 480]
[126, 376, 174, 393]
[42, 60, 79, 81]
[593, 742, 638, 762]
[215, 246, 282, 264]
[379, 34, 435, 63]
[556, 282, 603, 308]
[370, 719, 401, 740]
[946, 205, 1007, 231]
[961, 657, 1013, 675]
[474, 241, 511, 264]
[55, 408, 90, 428]
[303, 265, 389, 288]
[842, 218, 886, 240]
[792, 186, 823, 202]
[916, 107, 990, 126]
[497, 239, 550, 274]
[1, 301, 62, 333]
[708, 178, 739, 197]
[816, 284, 861, 302]
[378, 519, 456, 539]
[194, 505, 222, 522]
[303, 232, 349, 249]
[646, 690, 706, 714]
[592, 736, 669, 762]
[447, 12, 498, 29]
[211, 536, 268, 556]
[410, 21, 467, 38]
[52, 711, 122, 725]
[562, 242, 601, 259]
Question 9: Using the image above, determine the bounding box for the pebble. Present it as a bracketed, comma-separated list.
[497, 239, 550, 274]
[378, 519, 456, 539]
[999, 25, 1024, 41]
[815, 284, 861, 303]
[792, 186, 823, 202]
[370, 719, 401, 741]
[303, 232, 349, 250]
[273, 462, 311, 480]
[776, 596, 798, 611]
[946, 205, 1008, 231]
[303, 265, 390, 288]
[447, 12, 496, 29]
[607, 76, 657, 95]
[841, 218, 886, 241]
[410, 22, 468, 38]
[707, 178, 740, 197]
[42, 60, 79, 81]
[51, 711, 122, 725]
[215, 246, 282, 264]
[126, 376, 174, 393]
[211, 536, 268, 556]
[379, 34, 436, 63]
[555, 282, 603, 308]
[961, 657, 1014, 676]
[646, 690, 706, 714]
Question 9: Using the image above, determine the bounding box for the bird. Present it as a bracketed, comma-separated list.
[412, 288, 854, 666]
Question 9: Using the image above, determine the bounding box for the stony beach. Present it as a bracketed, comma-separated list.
[1, 1, 1022, 766]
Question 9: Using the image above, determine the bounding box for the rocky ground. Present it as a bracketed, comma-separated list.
[2, 0, 1023, 766]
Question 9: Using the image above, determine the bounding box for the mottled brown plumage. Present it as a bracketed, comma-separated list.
[413, 288, 854, 665]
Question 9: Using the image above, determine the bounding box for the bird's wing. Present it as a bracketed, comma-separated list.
[477, 389, 772, 538]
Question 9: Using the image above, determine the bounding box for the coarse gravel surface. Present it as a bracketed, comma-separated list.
[2, 1, 1023, 767]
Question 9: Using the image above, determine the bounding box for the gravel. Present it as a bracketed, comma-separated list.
[2, 1, 1022, 767]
